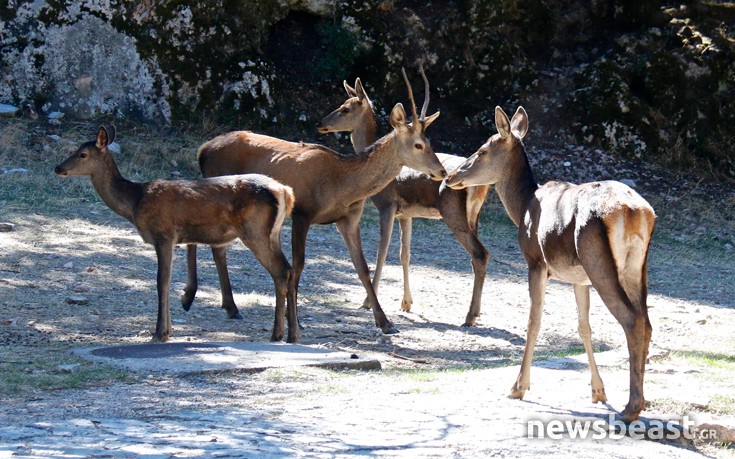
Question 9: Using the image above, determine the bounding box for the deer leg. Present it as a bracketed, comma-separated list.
[510, 262, 548, 399]
[153, 240, 175, 342]
[573, 283, 607, 403]
[247, 241, 299, 343]
[290, 215, 311, 315]
[441, 203, 489, 326]
[181, 244, 198, 311]
[398, 216, 413, 312]
[362, 204, 397, 310]
[578, 224, 651, 422]
[211, 245, 242, 319]
[594, 288, 649, 422]
[336, 208, 397, 334]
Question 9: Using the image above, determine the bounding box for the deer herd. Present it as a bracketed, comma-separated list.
[54, 68, 655, 422]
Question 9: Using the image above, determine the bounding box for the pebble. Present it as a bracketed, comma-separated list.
[619, 178, 636, 188]
[0, 222, 15, 232]
[57, 364, 81, 373]
[64, 262, 74, 269]
[725, 243, 733, 251]
[66, 295, 90, 305]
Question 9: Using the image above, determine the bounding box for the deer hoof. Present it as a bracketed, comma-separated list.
[270, 332, 284, 342]
[287, 332, 300, 344]
[620, 408, 641, 424]
[150, 333, 169, 343]
[592, 388, 608, 403]
[227, 311, 243, 320]
[381, 325, 399, 335]
[401, 300, 412, 312]
[461, 317, 477, 327]
[180, 292, 194, 311]
[360, 298, 372, 310]
[509, 386, 526, 400]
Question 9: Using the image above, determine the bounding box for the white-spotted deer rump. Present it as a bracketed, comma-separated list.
[184, 69, 447, 335]
[317, 77, 490, 326]
[55, 126, 298, 343]
[445, 107, 655, 422]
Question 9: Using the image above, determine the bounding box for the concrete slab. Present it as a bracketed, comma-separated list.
[73, 342, 382, 375]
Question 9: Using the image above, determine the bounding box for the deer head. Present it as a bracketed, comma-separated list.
[316, 78, 373, 135]
[446, 106, 528, 189]
[389, 67, 445, 181]
[55, 126, 117, 177]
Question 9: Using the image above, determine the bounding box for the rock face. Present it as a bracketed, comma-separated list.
[1, 1, 733, 179]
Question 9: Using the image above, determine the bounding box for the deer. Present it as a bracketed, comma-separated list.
[445, 106, 656, 423]
[182, 68, 447, 335]
[54, 126, 299, 343]
[316, 78, 491, 326]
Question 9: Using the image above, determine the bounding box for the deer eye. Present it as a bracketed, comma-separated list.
[415, 143, 424, 150]
[341, 107, 350, 114]
[79, 152, 88, 158]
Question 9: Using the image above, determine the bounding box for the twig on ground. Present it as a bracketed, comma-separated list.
[387, 352, 429, 364]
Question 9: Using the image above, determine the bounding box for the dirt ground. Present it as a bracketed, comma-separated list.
[1, 132, 735, 457]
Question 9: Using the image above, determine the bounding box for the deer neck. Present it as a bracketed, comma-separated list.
[351, 110, 377, 153]
[340, 131, 403, 200]
[89, 155, 143, 222]
[494, 143, 539, 228]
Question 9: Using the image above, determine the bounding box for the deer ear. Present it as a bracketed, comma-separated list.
[344, 80, 357, 97]
[510, 106, 528, 139]
[96, 126, 110, 149]
[422, 111, 440, 130]
[495, 106, 512, 139]
[354, 78, 367, 102]
[107, 125, 116, 145]
[390, 103, 408, 131]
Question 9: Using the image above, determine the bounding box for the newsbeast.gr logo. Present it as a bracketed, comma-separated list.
[526, 414, 717, 441]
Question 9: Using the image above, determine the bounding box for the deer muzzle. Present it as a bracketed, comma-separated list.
[54, 165, 69, 177]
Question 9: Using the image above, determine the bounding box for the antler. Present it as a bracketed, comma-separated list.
[401, 67, 420, 126]
[419, 65, 430, 121]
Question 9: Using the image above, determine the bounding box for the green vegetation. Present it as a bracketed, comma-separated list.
[0, 345, 133, 399]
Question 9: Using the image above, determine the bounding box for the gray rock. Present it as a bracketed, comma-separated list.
[0, 103, 18, 116]
[620, 178, 636, 188]
[0, 222, 15, 232]
[66, 295, 90, 305]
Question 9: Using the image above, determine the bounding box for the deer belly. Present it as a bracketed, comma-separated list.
[397, 204, 441, 220]
[547, 265, 592, 285]
[177, 226, 239, 246]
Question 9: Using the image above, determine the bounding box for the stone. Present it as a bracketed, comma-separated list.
[0, 222, 15, 232]
[63, 261, 74, 268]
[0, 103, 18, 116]
[65, 295, 89, 305]
[620, 178, 636, 188]
[57, 363, 81, 373]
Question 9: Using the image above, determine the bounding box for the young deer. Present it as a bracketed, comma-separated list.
[183, 69, 447, 335]
[445, 107, 655, 422]
[55, 126, 298, 343]
[317, 77, 490, 326]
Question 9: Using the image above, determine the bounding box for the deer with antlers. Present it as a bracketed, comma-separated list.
[445, 106, 656, 422]
[183, 69, 447, 334]
[55, 126, 298, 343]
[316, 77, 491, 326]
